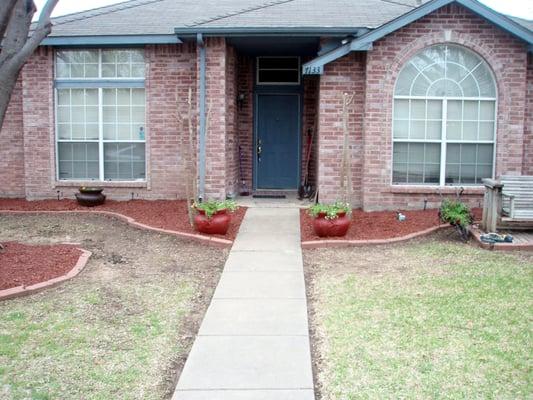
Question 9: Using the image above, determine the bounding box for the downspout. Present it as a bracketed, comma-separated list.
[197, 33, 206, 201]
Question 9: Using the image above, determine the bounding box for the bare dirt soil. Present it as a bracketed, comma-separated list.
[0, 199, 246, 241]
[0, 213, 227, 399]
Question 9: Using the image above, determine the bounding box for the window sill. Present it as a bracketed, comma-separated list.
[388, 185, 485, 195]
[54, 181, 148, 189]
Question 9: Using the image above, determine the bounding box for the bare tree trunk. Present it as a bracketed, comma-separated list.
[0, 73, 18, 126]
[0, 0, 58, 250]
[186, 88, 196, 225]
[0, 0, 59, 130]
[340, 92, 354, 204]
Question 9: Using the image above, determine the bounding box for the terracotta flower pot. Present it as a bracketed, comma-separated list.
[194, 209, 231, 235]
[75, 187, 106, 207]
[312, 211, 351, 237]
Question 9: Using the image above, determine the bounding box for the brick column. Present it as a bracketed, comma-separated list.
[0, 77, 25, 197]
[21, 47, 55, 199]
[317, 53, 365, 207]
[200, 38, 229, 200]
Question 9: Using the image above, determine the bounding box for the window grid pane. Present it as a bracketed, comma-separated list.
[57, 142, 99, 180]
[392, 44, 496, 186]
[393, 143, 441, 185]
[257, 57, 300, 84]
[55, 47, 147, 182]
[56, 49, 145, 80]
[104, 143, 146, 181]
[394, 44, 495, 98]
[57, 89, 99, 140]
[56, 50, 99, 79]
[445, 144, 493, 185]
[102, 88, 146, 141]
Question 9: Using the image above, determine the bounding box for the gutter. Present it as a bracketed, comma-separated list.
[174, 26, 368, 38]
[197, 33, 206, 201]
[41, 34, 182, 46]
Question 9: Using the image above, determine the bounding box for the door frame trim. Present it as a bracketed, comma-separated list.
[253, 92, 302, 190]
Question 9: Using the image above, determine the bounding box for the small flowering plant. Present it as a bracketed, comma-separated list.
[308, 201, 351, 220]
[193, 199, 238, 219]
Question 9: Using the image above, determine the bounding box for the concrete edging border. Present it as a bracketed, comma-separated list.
[0, 210, 233, 248]
[469, 226, 533, 251]
[301, 224, 450, 249]
[0, 247, 92, 301]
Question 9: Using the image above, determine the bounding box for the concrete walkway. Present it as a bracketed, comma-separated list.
[172, 207, 315, 400]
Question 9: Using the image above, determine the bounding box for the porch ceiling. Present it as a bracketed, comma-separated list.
[227, 36, 319, 56]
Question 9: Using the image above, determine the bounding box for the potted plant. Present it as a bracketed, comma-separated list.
[75, 186, 106, 207]
[438, 199, 473, 241]
[193, 200, 238, 235]
[308, 201, 351, 237]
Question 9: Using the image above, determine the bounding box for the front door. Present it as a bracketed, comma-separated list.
[255, 94, 300, 189]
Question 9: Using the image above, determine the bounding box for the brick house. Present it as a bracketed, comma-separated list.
[1, 0, 531, 210]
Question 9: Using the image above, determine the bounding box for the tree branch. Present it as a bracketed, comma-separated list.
[0, 0, 19, 41]
[14, 0, 58, 64]
[0, 0, 35, 66]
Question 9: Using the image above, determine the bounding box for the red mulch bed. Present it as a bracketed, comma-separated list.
[0, 199, 246, 241]
[0, 242, 82, 290]
[300, 208, 483, 242]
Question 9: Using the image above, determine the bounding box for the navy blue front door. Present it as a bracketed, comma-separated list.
[256, 94, 300, 189]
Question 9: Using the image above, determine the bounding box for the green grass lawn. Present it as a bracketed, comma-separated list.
[307, 237, 533, 399]
[0, 214, 225, 400]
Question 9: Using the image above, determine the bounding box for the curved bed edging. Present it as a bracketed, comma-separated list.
[301, 224, 451, 249]
[0, 210, 233, 248]
[0, 248, 92, 301]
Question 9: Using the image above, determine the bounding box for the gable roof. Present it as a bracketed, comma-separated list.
[40, 0, 532, 49]
[302, 0, 533, 74]
[43, 0, 424, 40]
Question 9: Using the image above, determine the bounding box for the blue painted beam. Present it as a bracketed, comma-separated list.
[41, 35, 182, 46]
[302, 42, 371, 75]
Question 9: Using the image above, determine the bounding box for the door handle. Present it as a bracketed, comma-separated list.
[256, 139, 262, 157]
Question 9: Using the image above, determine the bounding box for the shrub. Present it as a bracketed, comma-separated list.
[193, 200, 237, 219]
[439, 199, 473, 228]
[308, 202, 351, 220]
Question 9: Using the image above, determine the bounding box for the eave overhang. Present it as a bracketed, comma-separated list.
[303, 0, 533, 75]
[174, 27, 369, 38]
[41, 34, 182, 46]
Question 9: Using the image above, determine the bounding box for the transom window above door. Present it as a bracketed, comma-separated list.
[257, 57, 300, 85]
[392, 44, 497, 186]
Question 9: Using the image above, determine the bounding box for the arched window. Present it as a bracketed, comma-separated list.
[392, 44, 496, 185]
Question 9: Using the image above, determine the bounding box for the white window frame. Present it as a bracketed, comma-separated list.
[391, 45, 497, 187]
[256, 56, 301, 86]
[54, 48, 147, 182]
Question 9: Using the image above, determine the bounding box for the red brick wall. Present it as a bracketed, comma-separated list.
[225, 45, 239, 197]
[236, 55, 254, 193]
[302, 76, 319, 192]
[361, 4, 528, 210]
[201, 38, 228, 200]
[0, 78, 25, 197]
[22, 47, 56, 200]
[3, 44, 198, 200]
[144, 43, 197, 199]
[524, 54, 533, 175]
[317, 52, 366, 207]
